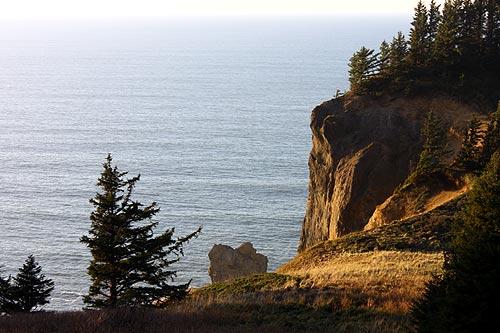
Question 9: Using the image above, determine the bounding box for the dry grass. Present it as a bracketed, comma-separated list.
[279, 250, 443, 315]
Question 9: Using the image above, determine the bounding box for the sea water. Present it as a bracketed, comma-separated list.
[0, 16, 409, 310]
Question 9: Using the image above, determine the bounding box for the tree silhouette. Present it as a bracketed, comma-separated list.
[0, 269, 13, 313]
[8, 255, 54, 312]
[81, 154, 201, 308]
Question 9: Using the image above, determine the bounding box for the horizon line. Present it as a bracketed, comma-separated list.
[0, 12, 413, 22]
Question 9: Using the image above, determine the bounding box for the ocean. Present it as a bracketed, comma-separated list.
[0, 16, 409, 310]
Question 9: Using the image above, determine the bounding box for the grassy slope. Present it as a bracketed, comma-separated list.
[0, 199, 459, 333]
[280, 197, 458, 273]
[173, 198, 458, 332]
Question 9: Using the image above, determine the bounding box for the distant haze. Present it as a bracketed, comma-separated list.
[2, 0, 446, 19]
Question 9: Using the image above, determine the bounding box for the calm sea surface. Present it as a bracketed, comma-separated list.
[0, 16, 409, 310]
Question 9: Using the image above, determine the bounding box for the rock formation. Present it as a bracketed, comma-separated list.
[208, 242, 268, 283]
[299, 94, 481, 252]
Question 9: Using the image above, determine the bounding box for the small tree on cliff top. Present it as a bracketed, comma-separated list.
[408, 0, 430, 66]
[81, 154, 201, 308]
[348, 46, 378, 94]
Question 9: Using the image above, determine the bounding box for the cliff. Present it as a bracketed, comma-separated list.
[299, 94, 482, 252]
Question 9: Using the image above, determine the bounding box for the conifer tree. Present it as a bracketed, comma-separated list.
[378, 40, 391, 73]
[434, 0, 461, 65]
[458, 0, 485, 58]
[10, 255, 54, 312]
[409, 0, 430, 66]
[472, 0, 487, 45]
[81, 154, 201, 308]
[454, 116, 482, 170]
[485, 0, 500, 56]
[413, 111, 450, 180]
[412, 150, 500, 332]
[481, 101, 500, 166]
[428, 0, 442, 42]
[348, 46, 378, 93]
[389, 32, 409, 75]
[0, 270, 12, 313]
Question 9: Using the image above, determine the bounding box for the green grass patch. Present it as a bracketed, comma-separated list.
[195, 273, 300, 295]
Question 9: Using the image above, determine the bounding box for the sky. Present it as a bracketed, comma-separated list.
[0, 0, 446, 20]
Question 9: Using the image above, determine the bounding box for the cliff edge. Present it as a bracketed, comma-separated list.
[299, 94, 481, 252]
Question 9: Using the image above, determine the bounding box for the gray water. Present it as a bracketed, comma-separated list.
[0, 16, 409, 310]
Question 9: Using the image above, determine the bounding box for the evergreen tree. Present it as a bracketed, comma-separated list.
[481, 101, 500, 166]
[413, 111, 450, 180]
[10, 255, 54, 312]
[378, 40, 391, 73]
[428, 0, 442, 42]
[434, 0, 461, 66]
[0, 270, 13, 313]
[348, 46, 378, 94]
[473, 0, 487, 45]
[454, 116, 482, 170]
[485, 0, 500, 57]
[458, 0, 485, 59]
[389, 31, 409, 75]
[412, 150, 500, 332]
[409, 0, 430, 66]
[81, 154, 201, 308]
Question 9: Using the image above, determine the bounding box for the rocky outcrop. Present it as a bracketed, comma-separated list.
[208, 242, 268, 283]
[365, 178, 469, 230]
[299, 94, 482, 252]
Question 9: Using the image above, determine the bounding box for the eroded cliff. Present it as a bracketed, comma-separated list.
[299, 94, 481, 252]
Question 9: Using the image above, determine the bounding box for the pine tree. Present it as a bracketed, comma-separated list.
[412, 111, 450, 180]
[409, 0, 430, 66]
[454, 116, 483, 170]
[10, 255, 54, 312]
[458, 0, 485, 59]
[485, 0, 500, 57]
[473, 0, 487, 46]
[412, 150, 500, 332]
[481, 101, 500, 166]
[434, 0, 461, 66]
[81, 154, 201, 308]
[378, 40, 391, 73]
[389, 31, 409, 75]
[428, 0, 442, 43]
[0, 270, 12, 313]
[348, 46, 378, 94]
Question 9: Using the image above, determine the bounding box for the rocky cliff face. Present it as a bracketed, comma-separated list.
[298, 94, 481, 252]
